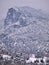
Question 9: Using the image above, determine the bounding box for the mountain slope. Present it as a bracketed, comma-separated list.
[0, 6, 49, 57]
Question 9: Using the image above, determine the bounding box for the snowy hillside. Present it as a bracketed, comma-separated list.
[0, 6, 49, 58]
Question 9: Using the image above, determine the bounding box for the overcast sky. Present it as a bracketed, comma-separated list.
[0, 0, 49, 20]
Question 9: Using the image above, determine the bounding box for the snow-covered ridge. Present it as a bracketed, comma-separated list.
[0, 6, 49, 58]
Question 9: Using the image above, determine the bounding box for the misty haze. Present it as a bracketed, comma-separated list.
[0, 0, 49, 65]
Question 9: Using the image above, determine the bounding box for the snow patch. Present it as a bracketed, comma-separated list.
[2, 54, 11, 60]
[15, 21, 20, 25]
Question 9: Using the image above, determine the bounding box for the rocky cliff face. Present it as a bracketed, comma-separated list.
[0, 6, 49, 57]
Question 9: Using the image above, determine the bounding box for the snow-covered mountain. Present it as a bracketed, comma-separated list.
[0, 6, 49, 57]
